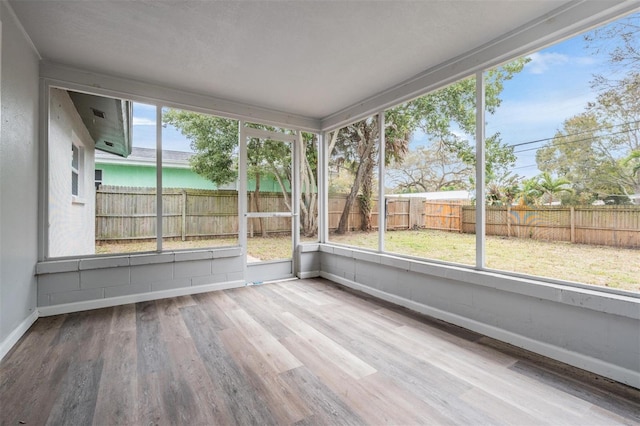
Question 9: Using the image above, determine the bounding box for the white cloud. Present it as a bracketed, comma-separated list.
[132, 117, 156, 126]
[526, 52, 599, 75]
[527, 52, 569, 74]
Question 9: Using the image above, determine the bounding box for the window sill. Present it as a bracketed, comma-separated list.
[36, 246, 242, 274]
[71, 197, 86, 205]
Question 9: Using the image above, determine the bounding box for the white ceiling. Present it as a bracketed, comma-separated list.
[10, 1, 574, 120]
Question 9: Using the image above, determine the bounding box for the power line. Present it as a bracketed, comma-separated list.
[513, 127, 637, 154]
[507, 119, 640, 149]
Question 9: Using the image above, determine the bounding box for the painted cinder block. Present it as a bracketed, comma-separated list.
[380, 255, 410, 271]
[38, 271, 81, 294]
[352, 250, 381, 264]
[50, 288, 104, 305]
[174, 250, 213, 262]
[36, 259, 79, 274]
[299, 252, 320, 272]
[335, 256, 356, 276]
[151, 278, 192, 292]
[299, 243, 320, 253]
[79, 256, 129, 270]
[192, 273, 228, 287]
[174, 259, 211, 278]
[80, 267, 130, 289]
[104, 282, 152, 298]
[606, 315, 640, 371]
[37, 292, 51, 307]
[332, 246, 353, 258]
[212, 247, 242, 258]
[226, 271, 245, 282]
[130, 263, 174, 285]
[319, 252, 337, 268]
[212, 256, 243, 273]
[129, 253, 174, 266]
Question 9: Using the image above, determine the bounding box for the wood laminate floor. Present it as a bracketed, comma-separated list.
[1, 278, 639, 425]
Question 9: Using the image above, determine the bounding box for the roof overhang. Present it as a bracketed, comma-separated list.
[68, 91, 132, 158]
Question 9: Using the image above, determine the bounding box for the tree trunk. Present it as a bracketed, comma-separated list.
[300, 134, 318, 237]
[253, 171, 266, 237]
[360, 161, 375, 231]
[336, 155, 373, 234]
[336, 122, 378, 234]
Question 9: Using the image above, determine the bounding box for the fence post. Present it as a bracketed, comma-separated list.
[507, 205, 511, 237]
[570, 206, 575, 243]
[181, 190, 187, 241]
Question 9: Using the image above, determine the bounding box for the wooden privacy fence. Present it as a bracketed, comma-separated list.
[97, 187, 639, 248]
[459, 205, 640, 249]
[423, 201, 465, 232]
[327, 196, 424, 232]
[96, 187, 241, 241]
[97, 187, 424, 241]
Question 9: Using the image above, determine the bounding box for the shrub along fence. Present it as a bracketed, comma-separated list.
[96, 187, 639, 248]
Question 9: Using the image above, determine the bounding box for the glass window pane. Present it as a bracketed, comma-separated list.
[247, 217, 292, 262]
[161, 107, 239, 251]
[484, 11, 640, 293]
[48, 88, 157, 257]
[94, 102, 157, 255]
[383, 77, 477, 265]
[327, 115, 380, 250]
[300, 132, 319, 242]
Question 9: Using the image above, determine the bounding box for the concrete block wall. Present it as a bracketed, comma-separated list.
[319, 244, 640, 389]
[297, 244, 320, 279]
[36, 248, 244, 315]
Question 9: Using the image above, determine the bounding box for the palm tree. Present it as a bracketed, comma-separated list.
[535, 172, 573, 205]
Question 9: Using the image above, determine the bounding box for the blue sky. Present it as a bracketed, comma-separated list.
[408, 25, 615, 178]
[131, 13, 624, 178]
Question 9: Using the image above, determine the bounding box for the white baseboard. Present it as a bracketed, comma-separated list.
[0, 310, 39, 362]
[38, 280, 245, 317]
[320, 272, 640, 389]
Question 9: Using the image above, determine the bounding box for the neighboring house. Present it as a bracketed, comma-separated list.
[95, 147, 225, 190]
[96, 147, 284, 192]
[48, 88, 131, 257]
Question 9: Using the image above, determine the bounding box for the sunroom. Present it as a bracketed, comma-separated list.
[1, 0, 639, 423]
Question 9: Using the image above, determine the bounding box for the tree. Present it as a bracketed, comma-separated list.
[329, 107, 414, 233]
[584, 12, 640, 89]
[486, 172, 521, 206]
[533, 172, 573, 205]
[163, 110, 319, 236]
[163, 110, 238, 185]
[330, 58, 528, 234]
[536, 74, 640, 201]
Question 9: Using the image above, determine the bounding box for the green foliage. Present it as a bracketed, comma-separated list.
[163, 109, 239, 185]
[536, 73, 640, 201]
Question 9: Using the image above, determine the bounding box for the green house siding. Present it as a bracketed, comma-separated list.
[96, 164, 217, 189]
[96, 163, 286, 192]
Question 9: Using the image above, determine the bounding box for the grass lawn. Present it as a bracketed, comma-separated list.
[96, 230, 639, 293]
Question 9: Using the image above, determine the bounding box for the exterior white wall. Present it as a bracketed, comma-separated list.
[0, 2, 40, 359]
[318, 245, 640, 389]
[48, 88, 95, 257]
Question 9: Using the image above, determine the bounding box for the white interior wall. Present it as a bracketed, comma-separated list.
[0, 1, 40, 359]
[48, 88, 95, 257]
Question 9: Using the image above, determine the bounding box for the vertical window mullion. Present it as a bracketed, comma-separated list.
[378, 111, 385, 252]
[156, 105, 163, 252]
[475, 71, 486, 269]
[319, 131, 328, 244]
